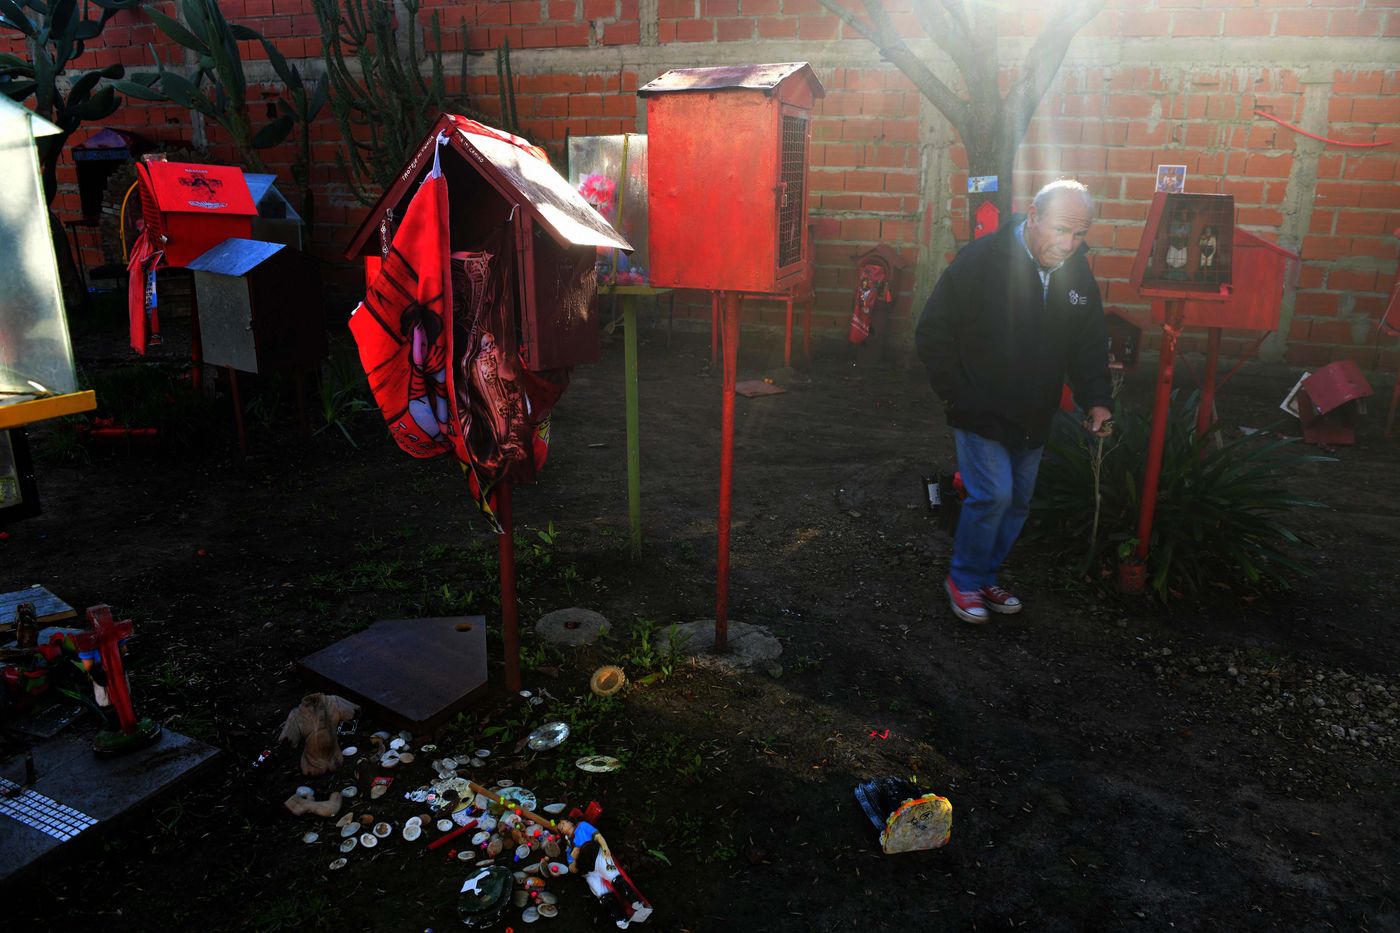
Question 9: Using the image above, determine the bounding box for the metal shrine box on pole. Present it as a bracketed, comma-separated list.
[134, 160, 258, 268]
[343, 114, 631, 371]
[1104, 308, 1143, 371]
[186, 239, 326, 374]
[1150, 228, 1299, 332]
[1130, 192, 1235, 301]
[640, 62, 823, 293]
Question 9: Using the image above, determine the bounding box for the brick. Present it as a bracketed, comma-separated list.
[555, 23, 590, 44]
[1312, 181, 1363, 208]
[1242, 153, 1293, 178]
[1328, 11, 1384, 36]
[1171, 11, 1222, 36]
[1274, 11, 1330, 35]
[1107, 93, 1155, 120]
[716, 17, 754, 40]
[1121, 11, 1170, 36]
[757, 17, 797, 38]
[1224, 10, 1273, 35]
[602, 21, 639, 43]
[1303, 236, 1355, 262]
[1328, 268, 1380, 292]
[675, 18, 713, 40]
[509, 1, 542, 23]
[1343, 155, 1397, 181]
[1335, 211, 1392, 236]
[1126, 122, 1172, 147]
[1349, 96, 1400, 124]
[797, 15, 840, 39]
[658, 0, 693, 15]
[1294, 292, 1342, 316]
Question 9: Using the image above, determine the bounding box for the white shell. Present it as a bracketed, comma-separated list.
[522, 906, 539, 923]
[341, 786, 358, 799]
[538, 890, 558, 905]
[524, 861, 542, 875]
[373, 821, 392, 838]
[336, 812, 354, 827]
[457, 850, 475, 861]
[295, 786, 315, 798]
[441, 757, 458, 771]
[471, 831, 490, 845]
[470, 758, 485, 768]
[343, 745, 358, 756]
[515, 844, 531, 860]
[405, 816, 422, 828]
[397, 752, 415, 764]
[518, 690, 532, 699]
[529, 696, 544, 706]
[390, 738, 407, 751]
[476, 815, 497, 832]
[543, 803, 567, 815]
[360, 832, 378, 848]
[302, 831, 319, 844]
[546, 862, 568, 877]
[329, 857, 348, 870]
[397, 730, 413, 742]
[402, 823, 421, 842]
[537, 903, 558, 918]
[340, 837, 358, 853]
[437, 819, 454, 832]
[372, 731, 391, 740]
[474, 749, 491, 758]
[513, 870, 528, 884]
[496, 779, 515, 788]
[380, 754, 400, 768]
[340, 824, 359, 838]
[420, 744, 438, 753]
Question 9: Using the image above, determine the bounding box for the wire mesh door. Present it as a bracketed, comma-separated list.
[777, 112, 808, 269]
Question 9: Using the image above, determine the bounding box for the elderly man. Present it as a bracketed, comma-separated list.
[916, 179, 1113, 624]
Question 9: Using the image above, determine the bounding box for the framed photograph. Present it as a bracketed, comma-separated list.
[967, 175, 999, 193]
[0, 427, 40, 524]
[1155, 164, 1186, 194]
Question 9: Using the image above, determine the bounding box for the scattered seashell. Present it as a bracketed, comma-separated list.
[470, 757, 485, 768]
[343, 745, 358, 757]
[402, 823, 421, 842]
[522, 906, 539, 923]
[437, 819, 454, 832]
[340, 837, 358, 853]
[389, 738, 407, 751]
[360, 832, 378, 848]
[529, 696, 544, 706]
[537, 903, 558, 918]
[546, 862, 568, 877]
[457, 850, 475, 861]
[519, 690, 532, 699]
[441, 757, 458, 771]
[476, 815, 497, 832]
[538, 890, 558, 905]
[487, 837, 504, 857]
[512, 889, 530, 908]
[590, 665, 627, 698]
[543, 840, 561, 859]
[397, 730, 413, 743]
[542, 803, 567, 815]
[329, 857, 348, 870]
[341, 786, 358, 799]
[373, 822, 391, 838]
[340, 824, 359, 838]
[336, 812, 355, 828]
[360, 814, 376, 826]
[302, 831, 320, 844]
[405, 816, 422, 828]
[575, 755, 622, 773]
[524, 861, 542, 875]
[496, 779, 515, 788]
[295, 786, 315, 798]
[420, 744, 437, 753]
[372, 731, 390, 741]
[380, 754, 400, 769]
[474, 749, 491, 758]
[478, 859, 495, 867]
[472, 831, 490, 846]
[513, 871, 528, 884]
[397, 752, 415, 764]
[515, 844, 531, 860]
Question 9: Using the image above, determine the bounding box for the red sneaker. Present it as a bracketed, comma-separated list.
[944, 576, 989, 624]
[979, 584, 1023, 614]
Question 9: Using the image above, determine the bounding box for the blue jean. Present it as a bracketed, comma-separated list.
[950, 429, 1044, 591]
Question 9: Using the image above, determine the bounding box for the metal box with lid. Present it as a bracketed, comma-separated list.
[640, 62, 823, 293]
[186, 238, 326, 374]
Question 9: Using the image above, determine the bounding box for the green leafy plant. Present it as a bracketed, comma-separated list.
[315, 348, 375, 447]
[1030, 396, 1332, 598]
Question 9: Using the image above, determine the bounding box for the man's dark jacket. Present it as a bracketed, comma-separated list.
[915, 215, 1113, 449]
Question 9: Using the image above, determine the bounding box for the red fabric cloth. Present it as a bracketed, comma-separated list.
[848, 259, 893, 345]
[126, 230, 162, 356]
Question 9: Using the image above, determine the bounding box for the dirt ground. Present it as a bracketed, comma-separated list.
[4, 302, 1399, 932]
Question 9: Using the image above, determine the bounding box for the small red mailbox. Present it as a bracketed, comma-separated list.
[641, 63, 823, 293]
[1297, 360, 1373, 446]
[134, 160, 257, 268]
[1105, 308, 1143, 371]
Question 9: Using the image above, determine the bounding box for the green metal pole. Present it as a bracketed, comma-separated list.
[624, 293, 642, 558]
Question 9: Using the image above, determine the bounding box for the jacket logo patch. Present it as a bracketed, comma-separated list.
[1068, 289, 1087, 305]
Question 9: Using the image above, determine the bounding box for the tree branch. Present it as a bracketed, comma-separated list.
[1001, 0, 1105, 145]
[818, 0, 970, 130]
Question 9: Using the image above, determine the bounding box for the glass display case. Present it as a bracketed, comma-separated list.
[0, 96, 92, 429]
[567, 134, 649, 285]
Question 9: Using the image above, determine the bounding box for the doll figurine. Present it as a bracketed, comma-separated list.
[559, 818, 653, 928]
[277, 693, 359, 775]
[1197, 226, 1217, 280]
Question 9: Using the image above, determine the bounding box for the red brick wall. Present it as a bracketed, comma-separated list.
[10, 0, 1398, 369]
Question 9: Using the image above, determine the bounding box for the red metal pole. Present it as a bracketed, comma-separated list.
[1135, 302, 1185, 561]
[783, 292, 793, 369]
[715, 290, 740, 651]
[497, 480, 521, 691]
[1196, 327, 1222, 438]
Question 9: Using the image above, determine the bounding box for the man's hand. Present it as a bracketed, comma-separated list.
[1085, 405, 1114, 437]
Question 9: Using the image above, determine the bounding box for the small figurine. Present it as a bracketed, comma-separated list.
[559, 818, 652, 928]
[277, 693, 359, 775]
[1197, 225, 1217, 280]
[1164, 222, 1190, 281]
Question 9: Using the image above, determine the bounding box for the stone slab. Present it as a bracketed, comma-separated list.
[295, 616, 489, 736]
[0, 726, 219, 883]
[667, 620, 783, 672]
[535, 607, 610, 647]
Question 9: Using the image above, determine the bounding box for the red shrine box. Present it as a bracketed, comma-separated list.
[641, 62, 824, 293]
[1297, 360, 1373, 445]
[1151, 229, 1299, 332]
[344, 114, 631, 371]
[134, 160, 257, 268]
[1130, 192, 1235, 301]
